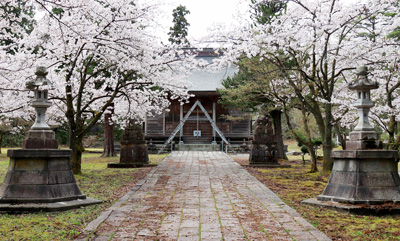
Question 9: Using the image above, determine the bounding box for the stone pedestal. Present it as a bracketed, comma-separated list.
[249, 141, 279, 165]
[317, 150, 400, 204]
[22, 130, 58, 149]
[346, 131, 382, 150]
[108, 123, 154, 168]
[0, 149, 85, 203]
[0, 146, 102, 213]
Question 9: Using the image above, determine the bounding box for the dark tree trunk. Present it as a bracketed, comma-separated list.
[322, 103, 333, 173]
[308, 145, 318, 173]
[70, 134, 84, 174]
[0, 133, 3, 154]
[388, 115, 396, 150]
[101, 105, 116, 157]
[300, 105, 318, 173]
[334, 123, 346, 150]
[270, 110, 287, 160]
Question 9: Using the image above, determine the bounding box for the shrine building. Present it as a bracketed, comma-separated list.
[144, 48, 252, 151]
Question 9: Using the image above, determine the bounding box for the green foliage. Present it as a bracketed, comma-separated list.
[113, 123, 124, 142]
[387, 29, 400, 40]
[219, 62, 265, 112]
[1, 133, 24, 147]
[300, 145, 309, 155]
[296, 132, 321, 148]
[54, 125, 70, 145]
[250, 0, 286, 25]
[312, 137, 322, 147]
[218, 57, 279, 115]
[0, 117, 30, 148]
[168, 5, 190, 46]
[52, 7, 64, 16]
[295, 132, 322, 164]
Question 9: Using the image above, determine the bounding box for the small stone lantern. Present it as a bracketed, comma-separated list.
[346, 66, 381, 150]
[22, 66, 58, 149]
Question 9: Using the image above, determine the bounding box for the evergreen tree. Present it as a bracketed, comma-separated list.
[250, 0, 286, 25]
[168, 5, 190, 46]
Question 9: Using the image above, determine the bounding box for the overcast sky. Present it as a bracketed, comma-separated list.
[158, 0, 249, 44]
[35, 0, 250, 45]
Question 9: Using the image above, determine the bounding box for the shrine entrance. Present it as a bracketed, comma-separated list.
[158, 100, 235, 154]
[183, 106, 213, 142]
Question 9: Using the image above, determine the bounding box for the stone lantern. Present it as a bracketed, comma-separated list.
[0, 66, 101, 212]
[108, 120, 154, 168]
[303, 66, 400, 215]
[22, 66, 58, 149]
[249, 114, 290, 168]
[346, 66, 381, 150]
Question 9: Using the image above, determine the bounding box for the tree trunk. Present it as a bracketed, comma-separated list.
[0, 133, 3, 154]
[270, 110, 288, 160]
[300, 104, 318, 173]
[388, 115, 396, 150]
[101, 108, 116, 157]
[70, 135, 84, 174]
[334, 123, 346, 150]
[322, 103, 333, 173]
[309, 145, 318, 173]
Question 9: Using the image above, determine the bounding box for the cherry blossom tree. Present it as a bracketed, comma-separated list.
[362, 7, 400, 149]
[213, 0, 399, 173]
[0, 1, 36, 151]
[1, 0, 193, 174]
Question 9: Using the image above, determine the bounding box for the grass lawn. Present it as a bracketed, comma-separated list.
[0, 149, 167, 240]
[231, 142, 400, 241]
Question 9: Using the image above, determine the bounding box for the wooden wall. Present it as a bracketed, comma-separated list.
[145, 95, 251, 143]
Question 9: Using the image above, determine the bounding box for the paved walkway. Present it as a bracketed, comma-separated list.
[78, 151, 330, 241]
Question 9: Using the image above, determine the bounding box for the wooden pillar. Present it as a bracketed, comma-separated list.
[144, 115, 148, 135]
[212, 102, 216, 141]
[162, 111, 166, 136]
[248, 116, 252, 136]
[179, 104, 183, 142]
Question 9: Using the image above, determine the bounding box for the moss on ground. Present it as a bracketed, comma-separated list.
[233, 155, 400, 241]
[0, 150, 167, 240]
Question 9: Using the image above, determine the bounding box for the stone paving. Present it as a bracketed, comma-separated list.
[77, 151, 331, 241]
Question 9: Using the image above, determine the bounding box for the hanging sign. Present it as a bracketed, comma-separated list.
[193, 130, 201, 137]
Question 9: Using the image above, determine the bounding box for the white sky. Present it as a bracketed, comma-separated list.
[158, 0, 249, 44]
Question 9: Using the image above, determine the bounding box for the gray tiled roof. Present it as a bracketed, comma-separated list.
[187, 56, 237, 91]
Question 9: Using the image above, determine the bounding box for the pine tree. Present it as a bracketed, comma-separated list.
[168, 5, 190, 46]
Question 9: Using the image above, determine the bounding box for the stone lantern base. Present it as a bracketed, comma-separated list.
[248, 141, 290, 168]
[108, 124, 156, 168]
[317, 150, 400, 204]
[108, 142, 155, 168]
[0, 149, 101, 213]
[22, 130, 58, 149]
[302, 149, 400, 215]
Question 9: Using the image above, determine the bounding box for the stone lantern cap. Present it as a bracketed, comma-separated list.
[26, 66, 52, 90]
[348, 66, 378, 91]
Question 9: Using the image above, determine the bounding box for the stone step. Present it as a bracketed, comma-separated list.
[178, 143, 220, 151]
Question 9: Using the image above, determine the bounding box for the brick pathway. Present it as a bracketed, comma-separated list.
[77, 151, 330, 241]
